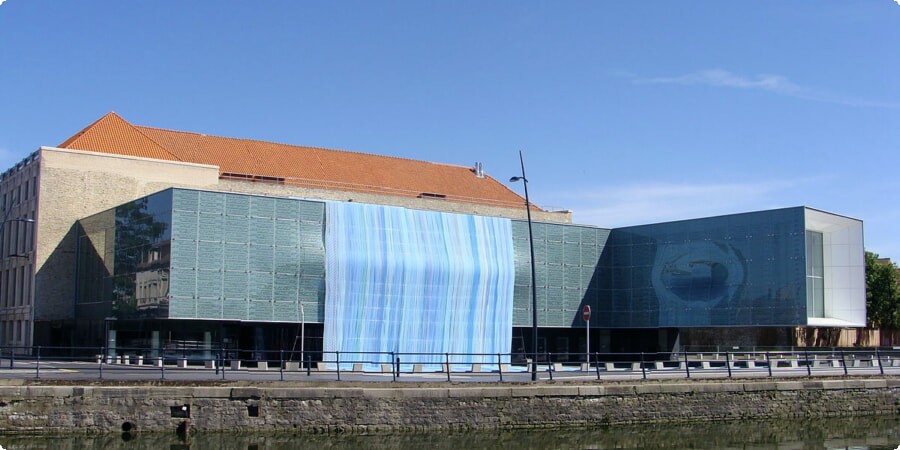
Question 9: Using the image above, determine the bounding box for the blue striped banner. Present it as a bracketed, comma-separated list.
[324, 202, 515, 369]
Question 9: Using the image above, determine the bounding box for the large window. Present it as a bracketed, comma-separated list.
[805, 230, 825, 318]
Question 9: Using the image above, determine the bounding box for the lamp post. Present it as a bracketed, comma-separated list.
[510, 150, 539, 381]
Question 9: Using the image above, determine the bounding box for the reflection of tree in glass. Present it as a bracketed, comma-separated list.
[112, 198, 169, 318]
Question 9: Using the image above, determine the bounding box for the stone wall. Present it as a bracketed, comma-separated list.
[0, 379, 895, 434]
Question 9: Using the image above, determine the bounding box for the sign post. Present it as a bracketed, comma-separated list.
[582, 305, 592, 367]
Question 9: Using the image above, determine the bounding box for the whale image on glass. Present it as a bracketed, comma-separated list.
[651, 241, 746, 326]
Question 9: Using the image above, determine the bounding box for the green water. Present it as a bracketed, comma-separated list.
[0, 416, 897, 449]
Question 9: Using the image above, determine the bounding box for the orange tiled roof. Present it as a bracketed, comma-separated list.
[58, 112, 533, 209]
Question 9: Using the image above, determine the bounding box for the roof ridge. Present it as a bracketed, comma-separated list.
[134, 124, 477, 170]
[58, 111, 118, 148]
[128, 121, 184, 162]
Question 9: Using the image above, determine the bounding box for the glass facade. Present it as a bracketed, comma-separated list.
[77, 191, 845, 337]
[77, 190, 173, 320]
[596, 208, 807, 327]
[805, 230, 825, 318]
[77, 189, 326, 324]
[511, 221, 609, 328]
[168, 189, 325, 322]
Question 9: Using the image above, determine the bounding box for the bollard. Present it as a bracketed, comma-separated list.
[137, 355, 144, 366]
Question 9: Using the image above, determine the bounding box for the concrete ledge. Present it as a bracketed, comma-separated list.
[604, 385, 636, 396]
[775, 382, 804, 391]
[655, 384, 696, 394]
[743, 382, 777, 392]
[578, 386, 603, 396]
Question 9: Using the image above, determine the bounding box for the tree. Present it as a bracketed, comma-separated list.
[865, 251, 900, 329]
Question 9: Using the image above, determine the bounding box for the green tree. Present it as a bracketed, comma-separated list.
[865, 251, 900, 329]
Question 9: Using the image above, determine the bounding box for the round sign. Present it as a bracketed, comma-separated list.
[582, 305, 591, 321]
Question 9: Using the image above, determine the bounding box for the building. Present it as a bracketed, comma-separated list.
[0, 113, 866, 360]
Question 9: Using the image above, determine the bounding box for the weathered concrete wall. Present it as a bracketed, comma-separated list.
[0, 379, 895, 434]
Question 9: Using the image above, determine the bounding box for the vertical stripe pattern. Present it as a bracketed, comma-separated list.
[324, 202, 514, 369]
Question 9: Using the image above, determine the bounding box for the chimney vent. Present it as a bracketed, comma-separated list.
[474, 162, 484, 178]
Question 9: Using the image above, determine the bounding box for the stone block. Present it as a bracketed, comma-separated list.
[775, 381, 803, 391]
[230, 360, 242, 371]
[604, 385, 636, 396]
[205, 360, 217, 370]
[578, 386, 603, 396]
[655, 384, 695, 394]
[284, 361, 299, 371]
[863, 379, 887, 389]
[231, 388, 262, 399]
[634, 384, 662, 394]
[743, 382, 777, 392]
[256, 361, 269, 371]
[448, 388, 486, 398]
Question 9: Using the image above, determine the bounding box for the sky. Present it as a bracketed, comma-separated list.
[1, 1, 898, 256]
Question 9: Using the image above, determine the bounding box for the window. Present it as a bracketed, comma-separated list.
[805, 230, 825, 318]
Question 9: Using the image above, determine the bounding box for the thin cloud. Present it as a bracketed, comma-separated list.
[554, 178, 818, 228]
[635, 69, 900, 109]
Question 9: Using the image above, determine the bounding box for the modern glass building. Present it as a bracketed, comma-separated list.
[74, 187, 865, 359]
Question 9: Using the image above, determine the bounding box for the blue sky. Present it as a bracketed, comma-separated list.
[2, 1, 898, 256]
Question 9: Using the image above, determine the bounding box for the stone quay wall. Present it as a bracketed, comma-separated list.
[0, 379, 896, 434]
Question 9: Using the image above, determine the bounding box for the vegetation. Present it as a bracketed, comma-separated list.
[865, 251, 900, 329]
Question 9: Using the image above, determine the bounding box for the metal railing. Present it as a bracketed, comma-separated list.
[0, 346, 897, 382]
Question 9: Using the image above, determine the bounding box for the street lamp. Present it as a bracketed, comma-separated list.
[510, 150, 539, 381]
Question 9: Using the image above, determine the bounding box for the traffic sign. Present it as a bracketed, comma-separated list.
[582, 305, 591, 321]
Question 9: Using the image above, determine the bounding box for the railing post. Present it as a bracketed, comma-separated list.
[336, 351, 341, 381]
[595, 352, 601, 380]
[497, 353, 503, 382]
[804, 349, 811, 377]
[840, 349, 848, 376]
[640, 352, 647, 380]
[766, 352, 772, 377]
[725, 351, 732, 378]
[876, 348, 885, 375]
[547, 352, 553, 381]
[683, 351, 690, 379]
[395, 356, 400, 380]
[445, 353, 451, 382]
[280, 350, 285, 381]
[10, 348, 15, 369]
[306, 353, 311, 377]
[35, 346, 41, 379]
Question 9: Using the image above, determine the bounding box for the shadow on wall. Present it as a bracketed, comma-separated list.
[33, 223, 82, 348]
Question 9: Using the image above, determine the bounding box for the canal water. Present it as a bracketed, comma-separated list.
[0, 415, 896, 449]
